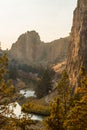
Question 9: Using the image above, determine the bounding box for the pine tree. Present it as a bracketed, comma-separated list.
[57, 70, 71, 115]
[0, 54, 15, 129]
[64, 94, 87, 130]
[0, 54, 33, 130]
[35, 67, 54, 98]
[0, 54, 15, 101]
[44, 97, 64, 130]
[64, 67, 87, 130]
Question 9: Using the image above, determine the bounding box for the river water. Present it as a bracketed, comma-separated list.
[0, 90, 43, 121]
[7, 102, 43, 121]
[20, 89, 36, 98]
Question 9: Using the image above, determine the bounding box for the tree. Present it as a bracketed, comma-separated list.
[0, 54, 16, 129]
[9, 65, 18, 80]
[57, 70, 71, 115]
[0, 54, 33, 130]
[35, 67, 55, 98]
[64, 67, 87, 130]
[44, 97, 64, 130]
[10, 115, 33, 130]
[0, 54, 15, 101]
[64, 95, 87, 130]
[80, 66, 87, 89]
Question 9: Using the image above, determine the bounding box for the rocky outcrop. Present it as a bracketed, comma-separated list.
[53, 61, 66, 74]
[66, 0, 87, 89]
[9, 31, 69, 66]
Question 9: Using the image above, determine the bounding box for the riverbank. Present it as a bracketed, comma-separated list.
[22, 99, 50, 116]
[18, 89, 50, 116]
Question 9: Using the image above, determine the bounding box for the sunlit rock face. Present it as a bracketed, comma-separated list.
[66, 0, 87, 89]
[9, 31, 69, 66]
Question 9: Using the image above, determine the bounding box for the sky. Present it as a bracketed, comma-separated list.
[0, 0, 77, 50]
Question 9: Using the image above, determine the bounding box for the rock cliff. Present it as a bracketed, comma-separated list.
[9, 31, 69, 66]
[66, 0, 87, 89]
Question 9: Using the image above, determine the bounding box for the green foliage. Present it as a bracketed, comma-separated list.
[0, 54, 15, 99]
[0, 54, 16, 129]
[57, 70, 71, 115]
[11, 116, 34, 130]
[80, 66, 87, 88]
[1, 55, 87, 130]
[9, 65, 18, 80]
[44, 97, 64, 130]
[22, 100, 50, 116]
[0, 115, 34, 130]
[0, 55, 33, 130]
[64, 95, 87, 130]
[44, 68, 87, 130]
[64, 67, 87, 130]
[44, 71, 71, 130]
[35, 67, 55, 98]
[17, 63, 44, 76]
[0, 54, 8, 81]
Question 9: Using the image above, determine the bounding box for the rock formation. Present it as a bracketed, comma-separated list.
[66, 0, 87, 89]
[9, 31, 69, 66]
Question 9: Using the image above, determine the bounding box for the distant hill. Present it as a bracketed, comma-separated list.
[9, 31, 70, 66]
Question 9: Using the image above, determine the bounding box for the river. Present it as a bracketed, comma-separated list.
[0, 89, 44, 121]
[6, 102, 43, 121]
[20, 89, 36, 98]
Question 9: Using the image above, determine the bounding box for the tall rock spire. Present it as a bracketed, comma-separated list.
[66, 0, 87, 90]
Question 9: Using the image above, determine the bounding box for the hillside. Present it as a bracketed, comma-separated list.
[9, 31, 70, 66]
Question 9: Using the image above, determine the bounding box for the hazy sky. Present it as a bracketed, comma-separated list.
[0, 0, 77, 49]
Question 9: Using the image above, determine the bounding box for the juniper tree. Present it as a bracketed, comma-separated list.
[57, 70, 71, 115]
[45, 97, 64, 130]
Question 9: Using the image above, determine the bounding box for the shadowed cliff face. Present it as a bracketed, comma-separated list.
[66, 0, 87, 89]
[9, 31, 69, 66]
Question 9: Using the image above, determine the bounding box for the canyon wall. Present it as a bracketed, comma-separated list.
[66, 0, 87, 89]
